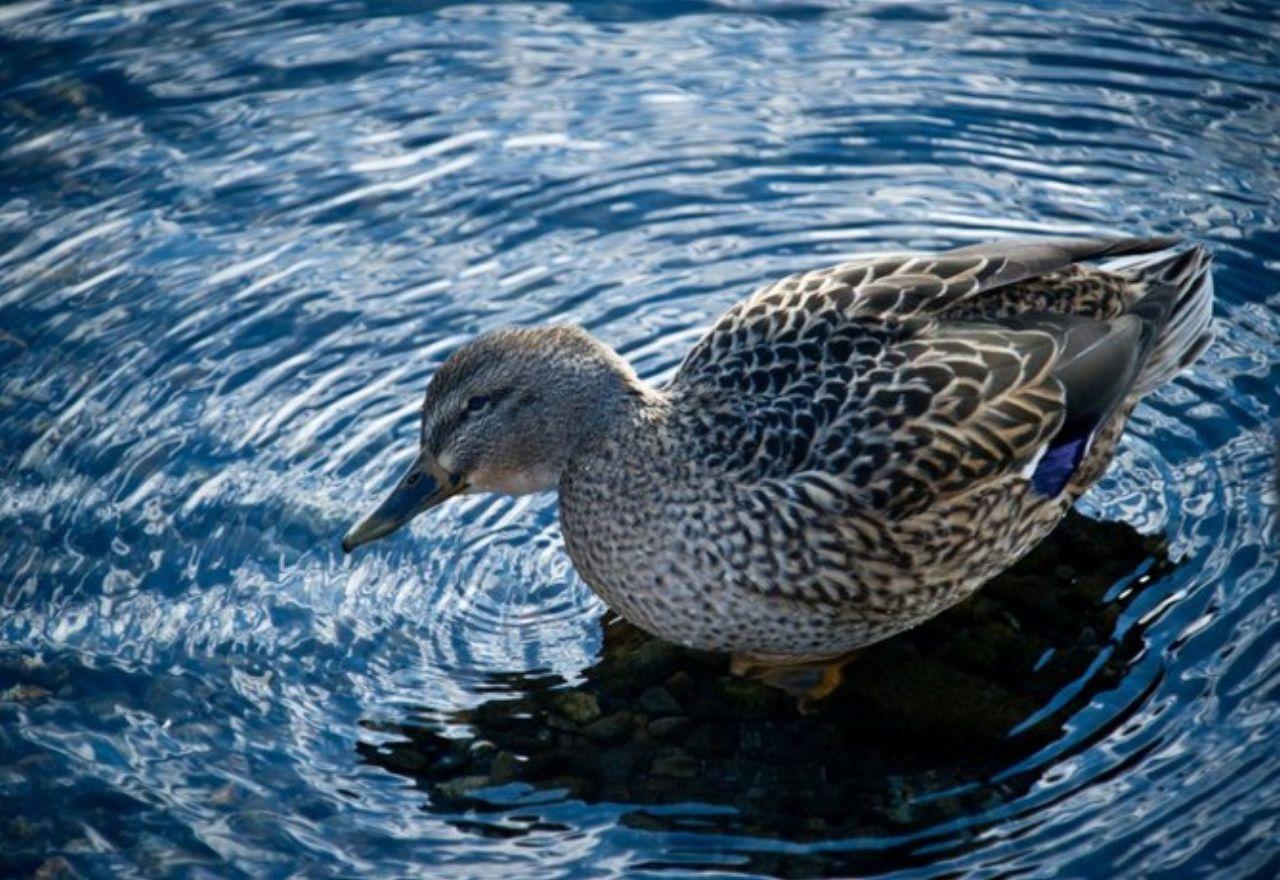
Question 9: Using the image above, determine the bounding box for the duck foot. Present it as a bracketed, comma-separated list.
[729, 649, 862, 714]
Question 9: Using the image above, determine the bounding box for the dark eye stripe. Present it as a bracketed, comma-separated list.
[425, 388, 511, 455]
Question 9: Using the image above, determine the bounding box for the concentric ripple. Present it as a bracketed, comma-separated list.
[1, 1, 1278, 877]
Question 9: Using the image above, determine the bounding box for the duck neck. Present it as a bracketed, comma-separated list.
[560, 349, 668, 473]
[579, 367, 665, 449]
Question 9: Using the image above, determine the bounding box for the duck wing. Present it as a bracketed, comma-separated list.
[670, 236, 1206, 519]
[673, 235, 1178, 384]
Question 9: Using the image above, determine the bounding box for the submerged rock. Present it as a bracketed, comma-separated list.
[549, 692, 601, 726]
[582, 711, 634, 743]
[358, 510, 1177, 842]
[650, 750, 699, 779]
[489, 751, 521, 784]
[636, 686, 682, 717]
[647, 716, 691, 739]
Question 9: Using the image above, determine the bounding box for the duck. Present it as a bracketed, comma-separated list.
[342, 235, 1213, 701]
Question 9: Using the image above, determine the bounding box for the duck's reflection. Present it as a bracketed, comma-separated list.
[358, 510, 1175, 844]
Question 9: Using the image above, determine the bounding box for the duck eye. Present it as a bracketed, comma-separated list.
[466, 395, 490, 413]
[404, 471, 422, 487]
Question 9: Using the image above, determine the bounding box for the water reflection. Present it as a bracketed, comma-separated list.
[361, 511, 1177, 864]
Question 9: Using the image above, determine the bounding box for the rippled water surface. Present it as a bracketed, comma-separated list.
[2, 1, 1278, 877]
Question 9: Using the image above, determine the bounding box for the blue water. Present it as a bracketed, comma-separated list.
[1, 1, 1278, 877]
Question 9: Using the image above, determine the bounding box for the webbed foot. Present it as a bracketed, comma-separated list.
[729, 650, 861, 714]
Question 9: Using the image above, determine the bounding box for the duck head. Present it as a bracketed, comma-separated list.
[342, 325, 643, 553]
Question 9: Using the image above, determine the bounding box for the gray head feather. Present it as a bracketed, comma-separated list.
[421, 326, 645, 494]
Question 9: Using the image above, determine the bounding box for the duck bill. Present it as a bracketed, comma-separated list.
[341, 453, 464, 553]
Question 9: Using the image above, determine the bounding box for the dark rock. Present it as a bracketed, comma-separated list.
[600, 744, 647, 784]
[378, 744, 434, 774]
[845, 652, 1033, 747]
[651, 750, 699, 779]
[521, 745, 598, 781]
[597, 632, 682, 691]
[542, 775, 592, 799]
[489, 751, 521, 784]
[549, 692, 600, 725]
[682, 723, 728, 759]
[546, 714, 580, 733]
[637, 686, 681, 717]
[647, 716, 691, 739]
[663, 670, 696, 700]
[582, 711, 634, 743]
[716, 677, 782, 718]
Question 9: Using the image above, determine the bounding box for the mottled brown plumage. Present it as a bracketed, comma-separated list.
[344, 235, 1214, 661]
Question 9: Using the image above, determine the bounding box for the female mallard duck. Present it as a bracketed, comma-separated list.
[342, 236, 1213, 696]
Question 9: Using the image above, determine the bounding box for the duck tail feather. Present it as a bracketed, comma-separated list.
[1117, 244, 1215, 394]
